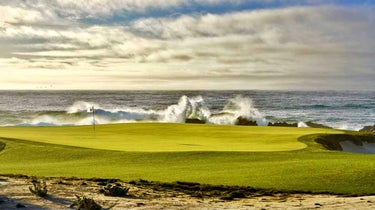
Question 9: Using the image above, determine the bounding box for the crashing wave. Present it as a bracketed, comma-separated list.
[15, 95, 269, 127]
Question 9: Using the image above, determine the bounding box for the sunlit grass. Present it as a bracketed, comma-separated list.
[0, 123, 338, 152]
[0, 123, 374, 194]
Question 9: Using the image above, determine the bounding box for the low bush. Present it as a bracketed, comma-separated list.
[102, 184, 129, 197]
[74, 195, 102, 210]
[29, 179, 47, 197]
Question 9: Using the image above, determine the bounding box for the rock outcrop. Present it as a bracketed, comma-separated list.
[305, 121, 332, 129]
[267, 122, 298, 127]
[359, 125, 375, 133]
[235, 117, 257, 126]
[185, 118, 206, 124]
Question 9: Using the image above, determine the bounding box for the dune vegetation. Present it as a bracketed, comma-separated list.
[0, 123, 374, 195]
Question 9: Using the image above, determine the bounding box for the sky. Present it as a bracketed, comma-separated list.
[0, 0, 374, 90]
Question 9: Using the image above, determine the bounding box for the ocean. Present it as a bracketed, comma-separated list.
[0, 90, 373, 131]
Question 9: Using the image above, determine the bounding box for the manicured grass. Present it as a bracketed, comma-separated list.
[0, 123, 338, 152]
[0, 123, 374, 195]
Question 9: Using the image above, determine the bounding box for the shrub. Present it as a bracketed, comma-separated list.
[220, 191, 246, 200]
[29, 179, 48, 197]
[16, 202, 26, 208]
[102, 184, 129, 197]
[229, 191, 246, 198]
[74, 195, 102, 210]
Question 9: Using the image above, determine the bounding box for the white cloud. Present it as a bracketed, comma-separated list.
[0, 3, 374, 90]
[0, 5, 44, 24]
[131, 6, 374, 48]
[3, 0, 249, 21]
[3, 0, 335, 23]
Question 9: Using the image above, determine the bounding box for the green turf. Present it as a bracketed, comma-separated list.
[0, 123, 338, 152]
[0, 123, 374, 195]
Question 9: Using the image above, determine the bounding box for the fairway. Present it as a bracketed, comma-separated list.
[0, 123, 374, 195]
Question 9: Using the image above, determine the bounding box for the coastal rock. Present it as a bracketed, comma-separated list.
[305, 121, 332, 129]
[267, 122, 298, 127]
[235, 117, 257, 126]
[185, 118, 206, 124]
[359, 125, 375, 133]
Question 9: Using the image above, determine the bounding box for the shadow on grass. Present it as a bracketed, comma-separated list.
[0, 141, 5, 153]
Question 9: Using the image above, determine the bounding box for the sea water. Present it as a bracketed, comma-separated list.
[0, 90, 373, 131]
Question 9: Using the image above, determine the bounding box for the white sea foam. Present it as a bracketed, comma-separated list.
[161, 95, 211, 123]
[18, 115, 72, 126]
[67, 101, 100, 114]
[298, 121, 308, 128]
[221, 96, 268, 126]
[16, 95, 268, 127]
[330, 123, 363, 131]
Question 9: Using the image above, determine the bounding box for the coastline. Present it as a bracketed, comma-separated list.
[0, 90, 372, 131]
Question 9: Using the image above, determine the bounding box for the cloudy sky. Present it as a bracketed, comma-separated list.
[0, 0, 374, 90]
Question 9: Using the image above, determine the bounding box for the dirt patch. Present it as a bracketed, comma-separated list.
[0, 175, 374, 209]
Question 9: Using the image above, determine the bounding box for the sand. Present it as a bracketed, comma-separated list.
[340, 141, 375, 154]
[0, 175, 374, 209]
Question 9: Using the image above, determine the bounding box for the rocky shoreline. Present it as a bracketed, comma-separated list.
[186, 116, 335, 128]
[360, 125, 375, 133]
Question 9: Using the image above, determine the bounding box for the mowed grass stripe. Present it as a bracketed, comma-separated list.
[0, 123, 340, 152]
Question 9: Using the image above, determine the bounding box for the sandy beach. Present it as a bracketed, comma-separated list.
[0, 175, 373, 209]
